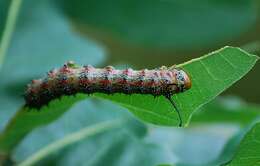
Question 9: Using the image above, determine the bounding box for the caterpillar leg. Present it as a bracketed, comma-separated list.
[165, 94, 182, 127]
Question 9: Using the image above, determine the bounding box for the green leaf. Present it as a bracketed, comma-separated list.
[59, 0, 258, 49]
[227, 122, 260, 166]
[0, 46, 258, 155]
[95, 46, 259, 126]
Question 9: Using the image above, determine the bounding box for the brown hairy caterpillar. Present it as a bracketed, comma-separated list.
[24, 61, 192, 126]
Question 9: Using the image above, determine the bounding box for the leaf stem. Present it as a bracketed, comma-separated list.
[0, 0, 22, 70]
[17, 119, 124, 166]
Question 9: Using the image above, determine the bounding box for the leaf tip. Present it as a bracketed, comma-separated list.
[223, 45, 259, 61]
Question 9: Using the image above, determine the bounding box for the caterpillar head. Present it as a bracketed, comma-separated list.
[166, 69, 191, 94]
[175, 69, 191, 92]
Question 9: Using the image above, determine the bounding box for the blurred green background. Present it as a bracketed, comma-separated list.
[0, 0, 259, 165]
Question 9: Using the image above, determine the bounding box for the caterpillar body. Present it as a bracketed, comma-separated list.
[24, 61, 192, 126]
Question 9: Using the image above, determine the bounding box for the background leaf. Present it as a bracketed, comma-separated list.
[188, 97, 260, 166]
[58, 0, 258, 49]
[0, 95, 87, 153]
[2, 97, 257, 166]
[18, 119, 124, 166]
[13, 100, 170, 166]
[227, 122, 260, 166]
[11, 98, 242, 166]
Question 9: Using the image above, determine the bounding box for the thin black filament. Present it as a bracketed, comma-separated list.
[165, 94, 182, 127]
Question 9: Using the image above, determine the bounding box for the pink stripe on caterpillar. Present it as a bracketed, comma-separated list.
[24, 61, 192, 127]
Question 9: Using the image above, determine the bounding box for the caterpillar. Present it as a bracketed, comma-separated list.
[24, 61, 192, 126]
